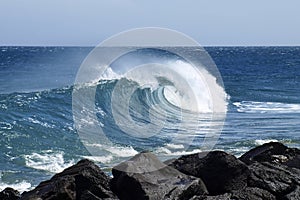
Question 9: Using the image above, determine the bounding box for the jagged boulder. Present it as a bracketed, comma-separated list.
[247, 161, 300, 199]
[21, 159, 117, 200]
[240, 142, 300, 169]
[0, 187, 20, 200]
[111, 152, 208, 200]
[168, 151, 250, 195]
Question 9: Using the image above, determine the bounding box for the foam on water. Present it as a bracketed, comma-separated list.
[165, 143, 185, 149]
[254, 139, 279, 146]
[233, 101, 300, 113]
[0, 122, 12, 130]
[155, 147, 202, 156]
[27, 117, 55, 129]
[24, 151, 75, 173]
[106, 146, 138, 157]
[0, 181, 32, 193]
[82, 155, 114, 164]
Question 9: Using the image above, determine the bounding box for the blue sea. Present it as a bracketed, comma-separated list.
[0, 46, 299, 192]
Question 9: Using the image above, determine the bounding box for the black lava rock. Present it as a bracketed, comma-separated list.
[0, 187, 20, 200]
[169, 151, 250, 195]
[247, 161, 300, 199]
[111, 151, 208, 200]
[240, 142, 300, 169]
[21, 159, 117, 200]
[191, 187, 276, 200]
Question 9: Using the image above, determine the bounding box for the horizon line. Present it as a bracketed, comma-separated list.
[1, 44, 300, 47]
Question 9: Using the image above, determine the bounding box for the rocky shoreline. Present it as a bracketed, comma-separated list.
[1, 142, 299, 200]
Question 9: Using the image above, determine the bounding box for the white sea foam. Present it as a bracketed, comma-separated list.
[0, 103, 8, 110]
[106, 146, 138, 157]
[255, 139, 279, 146]
[164, 60, 228, 113]
[27, 117, 55, 128]
[0, 181, 32, 193]
[224, 147, 252, 157]
[165, 143, 185, 149]
[24, 151, 75, 173]
[82, 155, 114, 164]
[0, 122, 12, 130]
[155, 147, 202, 156]
[233, 101, 300, 113]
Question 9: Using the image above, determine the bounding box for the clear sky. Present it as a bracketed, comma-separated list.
[0, 0, 299, 46]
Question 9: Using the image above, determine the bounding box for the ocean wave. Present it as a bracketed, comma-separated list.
[24, 151, 75, 173]
[73, 58, 227, 164]
[233, 101, 300, 113]
[1, 49, 228, 173]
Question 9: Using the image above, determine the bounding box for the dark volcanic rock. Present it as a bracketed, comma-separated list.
[230, 187, 276, 200]
[21, 159, 117, 200]
[169, 151, 250, 195]
[0, 187, 20, 200]
[189, 187, 276, 200]
[240, 142, 300, 169]
[111, 152, 207, 200]
[247, 161, 300, 199]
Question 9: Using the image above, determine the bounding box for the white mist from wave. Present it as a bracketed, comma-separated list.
[164, 60, 228, 113]
[100, 59, 228, 114]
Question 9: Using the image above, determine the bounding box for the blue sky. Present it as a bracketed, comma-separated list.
[0, 0, 299, 46]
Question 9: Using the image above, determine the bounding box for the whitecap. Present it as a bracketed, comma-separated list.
[0, 181, 32, 193]
[0, 122, 12, 130]
[165, 143, 185, 149]
[27, 117, 55, 129]
[255, 139, 279, 146]
[155, 147, 202, 156]
[24, 151, 75, 173]
[82, 155, 113, 164]
[233, 101, 300, 113]
[106, 146, 138, 157]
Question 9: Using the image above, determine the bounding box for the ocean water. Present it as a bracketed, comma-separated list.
[0, 46, 299, 192]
